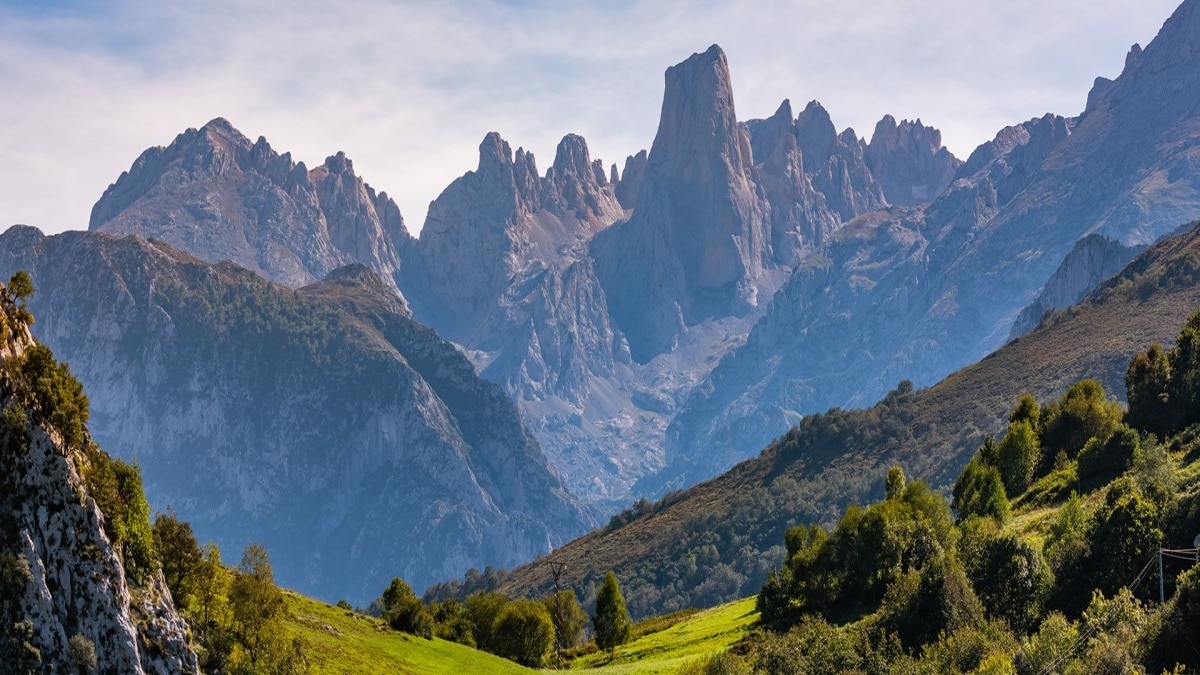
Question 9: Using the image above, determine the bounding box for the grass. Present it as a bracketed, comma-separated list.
[566, 597, 759, 674]
[280, 591, 535, 675]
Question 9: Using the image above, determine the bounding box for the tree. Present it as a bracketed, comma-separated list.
[229, 543, 286, 668]
[544, 590, 587, 655]
[491, 599, 554, 667]
[996, 421, 1039, 496]
[7, 271, 34, 328]
[380, 577, 433, 639]
[961, 530, 1053, 634]
[465, 591, 510, 653]
[1039, 380, 1121, 460]
[1077, 424, 1139, 482]
[1009, 393, 1040, 428]
[886, 466, 906, 500]
[594, 571, 632, 659]
[154, 508, 202, 606]
[431, 598, 475, 646]
[1089, 478, 1163, 599]
[953, 459, 1010, 523]
[1126, 342, 1174, 435]
[188, 542, 234, 671]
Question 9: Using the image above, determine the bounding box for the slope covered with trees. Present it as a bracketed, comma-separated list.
[491, 221, 1200, 619]
[730, 307, 1200, 672]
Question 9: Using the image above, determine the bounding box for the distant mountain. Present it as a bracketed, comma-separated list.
[498, 220, 1200, 618]
[0, 227, 593, 602]
[78, 49, 966, 511]
[90, 118, 412, 291]
[0, 281, 197, 673]
[662, 0, 1200, 490]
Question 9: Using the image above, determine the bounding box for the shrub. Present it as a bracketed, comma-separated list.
[381, 578, 433, 639]
[491, 599, 554, 667]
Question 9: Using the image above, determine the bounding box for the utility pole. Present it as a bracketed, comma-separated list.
[1159, 548, 1165, 605]
[549, 561, 567, 594]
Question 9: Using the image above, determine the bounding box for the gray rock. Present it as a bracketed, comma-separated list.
[1009, 234, 1143, 339]
[0, 295, 198, 674]
[865, 115, 961, 206]
[89, 118, 413, 292]
[592, 45, 773, 363]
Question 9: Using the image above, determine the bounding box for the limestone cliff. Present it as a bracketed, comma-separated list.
[0, 279, 197, 673]
[1009, 234, 1143, 338]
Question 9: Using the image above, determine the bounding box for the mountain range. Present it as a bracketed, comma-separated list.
[4, 0, 1200, 608]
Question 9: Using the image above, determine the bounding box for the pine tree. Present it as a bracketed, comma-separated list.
[593, 571, 631, 660]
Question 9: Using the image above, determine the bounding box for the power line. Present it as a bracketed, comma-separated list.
[1037, 553, 1159, 675]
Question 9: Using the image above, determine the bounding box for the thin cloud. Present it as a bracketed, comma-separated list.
[0, 0, 1181, 235]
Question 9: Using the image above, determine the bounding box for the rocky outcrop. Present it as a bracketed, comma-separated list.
[89, 118, 413, 290]
[615, 151, 648, 210]
[0, 227, 594, 602]
[400, 132, 625, 345]
[0, 282, 197, 673]
[865, 115, 961, 206]
[1009, 234, 1143, 338]
[795, 101, 888, 222]
[592, 45, 773, 362]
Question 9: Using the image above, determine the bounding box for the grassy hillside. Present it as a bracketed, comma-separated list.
[496, 222, 1200, 618]
[568, 597, 759, 674]
[281, 591, 537, 675]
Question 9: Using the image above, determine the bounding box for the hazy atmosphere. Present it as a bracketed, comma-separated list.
[0, 0, 1181, 233]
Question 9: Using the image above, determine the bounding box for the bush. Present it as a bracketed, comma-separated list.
[996, 421, 1039, 496]
[491, 599, 554, 667]
[1077, 424, 1139, 482]
[381, 578, 433, 639]
[68, 634, 97, 675]
[953, 459, 1010, 522]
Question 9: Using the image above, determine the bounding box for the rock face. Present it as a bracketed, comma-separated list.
[661, 0, 1200, 491]
[865, 115, 961, 206]
[89, 118, 412, 290]
[592, 45, 772, 362]
[0, 285, 198, 673]
[1009, 234, 1143, 338]
[0, 227, 594, 602]
[399, 132, 625, 346]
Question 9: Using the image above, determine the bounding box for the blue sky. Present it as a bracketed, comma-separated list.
[0, 0, 1184, 235]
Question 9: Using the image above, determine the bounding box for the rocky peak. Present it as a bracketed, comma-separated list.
[747, 99, 796, 166]
[795, 100, 838, 169]
[591, 43, 772, 362]
[615, 150, 648, 209]
[89, 119, 411, 292]
[309, 152, 411, 282]
[479, 131, 515, 173]
[865, 115, 961, 206]
[647, 44, 753, 181]
[552, 133, 593, 179]
[403, 129, 623, 343]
